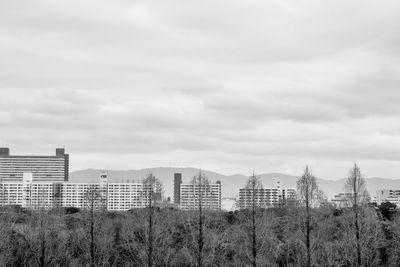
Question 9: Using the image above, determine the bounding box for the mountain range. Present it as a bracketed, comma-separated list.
[70, 167, 400, 199]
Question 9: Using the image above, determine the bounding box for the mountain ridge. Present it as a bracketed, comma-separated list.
[69, 167, 400, 199]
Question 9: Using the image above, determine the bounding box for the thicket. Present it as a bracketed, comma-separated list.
[0, 202, 398, 267]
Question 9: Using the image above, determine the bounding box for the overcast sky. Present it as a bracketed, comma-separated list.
[1, 0, 400, 179]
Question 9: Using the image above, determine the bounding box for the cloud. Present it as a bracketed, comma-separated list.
[0, 0, 400, 180]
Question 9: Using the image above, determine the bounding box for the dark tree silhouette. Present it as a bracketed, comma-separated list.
[379, 201, 397, 221]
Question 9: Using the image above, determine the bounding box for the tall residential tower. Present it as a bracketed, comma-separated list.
[174, 173, 182, 205]
[0, 148, 69, 183]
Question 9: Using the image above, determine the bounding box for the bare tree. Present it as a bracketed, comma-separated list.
[245, 173, 262, 267]
[142, 173, 163, 267]
[38, 189, 47, 267]
[188, 170, 212, 267]
[30, 184, 51, 267]
[296, 166, 321, 267]
[84, 186, 102, 267]
[345, 163, 369, 266]
[195, 171, 205, 267]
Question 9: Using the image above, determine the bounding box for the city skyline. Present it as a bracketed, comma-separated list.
[3, 146, 400, 180]
[1, 1, 400, 180]
[1, 2, 399, 266]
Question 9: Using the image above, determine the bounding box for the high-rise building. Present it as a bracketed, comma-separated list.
[0, 148, 69, 182]
[174, 173, 182, 205]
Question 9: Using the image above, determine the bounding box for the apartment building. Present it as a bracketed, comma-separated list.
[175, 174, 221, 211]
[238, 179, 296, 209]
[376, 189, 400, 206]
[0, 148, 69, 182]
[0, 172, 151, 211]
[107, 183, 150, 211]
[0, 173, 59, 208]
[60, 183, 101, 209]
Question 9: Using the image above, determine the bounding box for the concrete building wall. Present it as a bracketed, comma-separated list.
[179, 183, 221, 210]
[107, 183, 149, 211]
[0, 180, 152, 211]
[238, 188, 296, 209]
[0, 148, 69, 183]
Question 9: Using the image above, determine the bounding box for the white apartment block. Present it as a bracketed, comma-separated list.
[0, 183, 25, 206]
[238, 188, 296, 209]
[0, 182, 60, 209]
[179, 182, 221, 211]
[107, 183, 150, 211]
[61, 183, 102, 209]
[0, 172, 151, 211]
[238, 178, 296, 209]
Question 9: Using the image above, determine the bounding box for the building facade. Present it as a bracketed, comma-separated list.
[376, 189, 400, 206]
[107, 183, 150, 211]
[179, 180, 221, 211]
[0, 148, 69, 183]
[0, 172, 151, 211]
[238, 179, 296, 209]
[238, 188, 296, 209]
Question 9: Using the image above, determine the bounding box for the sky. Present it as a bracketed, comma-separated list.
[1, 0, 400, 179]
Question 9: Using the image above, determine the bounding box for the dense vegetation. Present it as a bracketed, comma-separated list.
[0, 166, 396, 266]
[0, 202, 398, 266]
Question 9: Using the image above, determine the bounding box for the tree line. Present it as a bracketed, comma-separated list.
[0, 165, 398, 266]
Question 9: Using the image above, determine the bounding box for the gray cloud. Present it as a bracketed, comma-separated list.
[1, 0, 400, 179]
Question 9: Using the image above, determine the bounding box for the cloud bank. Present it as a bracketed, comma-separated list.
[1, 0, 400, 179]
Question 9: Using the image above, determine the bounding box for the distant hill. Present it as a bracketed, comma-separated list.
[70, 168, 400, 199]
